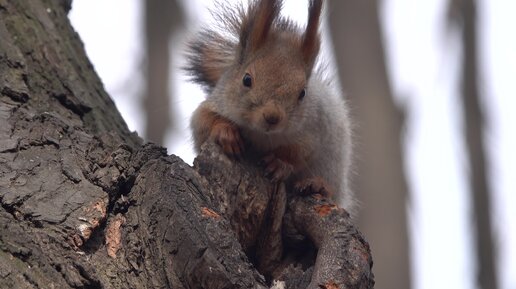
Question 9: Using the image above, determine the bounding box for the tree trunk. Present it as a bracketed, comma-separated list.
[328, 1, 411, 289]
[449, 0, 499, 287]
[143, 0, 183, 145]
[0, 1, 374, 288]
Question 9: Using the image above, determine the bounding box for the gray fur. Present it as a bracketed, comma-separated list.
[186, 0, 355, 213]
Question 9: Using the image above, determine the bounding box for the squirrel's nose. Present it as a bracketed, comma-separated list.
[264, 114, 280, 126]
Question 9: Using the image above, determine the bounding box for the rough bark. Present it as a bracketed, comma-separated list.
[0, 0, 374, 288]
[328, 1, 411, 289]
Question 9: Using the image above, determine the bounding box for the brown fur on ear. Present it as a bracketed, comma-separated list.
[302, 0, 323, 69]
[239, 0, 282, 62]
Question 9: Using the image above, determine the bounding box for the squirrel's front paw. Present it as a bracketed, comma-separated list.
[262, 154, 293, 182]
[295, 177, 334, 198]
[210, 122, 244, 158]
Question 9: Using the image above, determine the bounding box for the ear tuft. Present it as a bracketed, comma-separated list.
[302, 0, 323, 69]
[239, 0, 282, 62]
[184, 30, 235, 92]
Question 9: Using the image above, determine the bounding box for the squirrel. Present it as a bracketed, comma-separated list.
[185, 0, 354, 213]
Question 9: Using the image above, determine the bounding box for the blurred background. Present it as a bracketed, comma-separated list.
[68, 0, 515, 288]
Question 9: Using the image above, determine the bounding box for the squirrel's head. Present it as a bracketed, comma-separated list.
[220, 0, 323, 134]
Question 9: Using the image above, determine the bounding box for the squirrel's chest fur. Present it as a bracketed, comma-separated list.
[240, 128, 310, 153]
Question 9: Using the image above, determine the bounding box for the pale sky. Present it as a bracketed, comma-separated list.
[69, 1, 516, 288]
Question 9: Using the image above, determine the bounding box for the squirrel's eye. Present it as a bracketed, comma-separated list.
[298, 88, 306, 101]
[243, 73, 253, 88]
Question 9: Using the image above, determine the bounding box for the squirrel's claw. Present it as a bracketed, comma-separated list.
[262, 155, 293, 182]
[211, 122, 245, 158]
[295, 177, 334, 198]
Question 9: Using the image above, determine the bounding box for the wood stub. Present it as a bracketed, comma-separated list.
[193, 143, 374, 288]
[288, 196, 375, 289]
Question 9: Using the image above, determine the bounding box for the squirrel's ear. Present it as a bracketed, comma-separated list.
[239, 0, 282, 62]
[302, 0, 322, 69]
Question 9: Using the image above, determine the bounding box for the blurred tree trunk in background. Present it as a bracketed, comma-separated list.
[328, 1, 411, 289]
[143, 0, 184, 145]
[448, 0, 499, 288]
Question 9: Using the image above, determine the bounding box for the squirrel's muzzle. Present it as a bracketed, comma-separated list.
[264, 113, 281, 126]
[259, 101, 286, 132]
